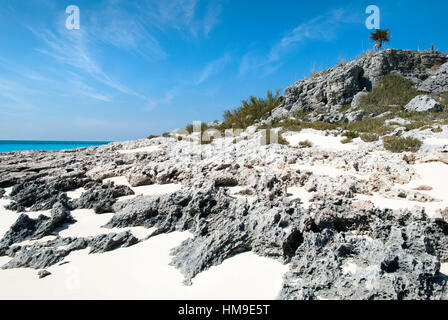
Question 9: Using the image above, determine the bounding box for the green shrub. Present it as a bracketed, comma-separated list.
[440, 92, 448, 107]
[147, 135, 159, 140]
[343, 117, 394, 136]
[359, 74, 421, 115]
[341, 137, 353, 144]
[382, 136, 423, 153]
[185, 122, 209, 134]
[162, 132, 171, 138]
[298, 140, 313, 148]
[342, 131, 359, 139]
[360, 133, 379, 142]
[404, 121, 427, 131]
[219, 90, 283, 130]
[303, 121, 338, 131]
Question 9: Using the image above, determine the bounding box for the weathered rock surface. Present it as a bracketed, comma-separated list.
[405, 95, 442, 112]
[88, 231, 139, 254]
[105, 181, 448, 298]
[418, 62, 448, 94]
[72, 182, 134, 214]
[0, 197, 74, 252]
[6, 176, 92, 212]
[0, 231, 139, 269]
[38, 270, 51, 279]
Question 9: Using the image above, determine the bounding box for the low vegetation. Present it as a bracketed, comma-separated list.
[185, 122, 210, 134]
[341, 137, 353, 144]
[382, 136, 423, 153]
[360, 133, 379, 142]
[440, 92, 448, 107]
[219, 90, 283, 130]
[298, 140, 313, 148]
[358, 74, 421, 115]
[149, 57, 448, 148]
[342, 131, 359, 139]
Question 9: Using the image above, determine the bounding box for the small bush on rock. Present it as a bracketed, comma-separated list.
[382, 136, 423, 153]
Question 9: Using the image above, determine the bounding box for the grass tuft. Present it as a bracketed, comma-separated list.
[382, 136, 423, 153]
[360, 133, 379, 142]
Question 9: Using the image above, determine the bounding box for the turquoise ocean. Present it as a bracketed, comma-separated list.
[0, 140, 110, 153]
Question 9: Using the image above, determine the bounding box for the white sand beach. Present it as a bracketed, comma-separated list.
[0, 184, 287, 300]
[285, 130, 358, 152]
[357, 161, 448, 218]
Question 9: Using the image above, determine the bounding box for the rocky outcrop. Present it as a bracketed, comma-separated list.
[271, 49, 448, 119]
[418, 62, 448, 94]
[105, 181, 448, 298]
[0, 197, 74, 251]
[6, 176, 92, 212]
[0, 188, 4, 198]
[88, 231, 139, 254]
[405, 95, 442, 112]
[0, 231, 139, 270]
[72, 182, 134, 214]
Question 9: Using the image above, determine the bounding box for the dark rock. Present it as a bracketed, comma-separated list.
[0, 232, 137, 270]
[2, 246, 70, 269]
[73, 182, 134, 214]
[0, 188, 4, 198]
[88, 231, 139, 254]
[6, 176, 91, 212]
[38, 270, 51, 279]
[418, 62, 448, 94]
[106, 185, 448, 299]
[0, 198, 75, 249]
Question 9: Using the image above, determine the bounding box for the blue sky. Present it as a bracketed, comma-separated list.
[0, 0, 447, 141]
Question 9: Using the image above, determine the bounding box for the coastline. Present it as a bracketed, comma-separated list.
[0, 140, 111, 153]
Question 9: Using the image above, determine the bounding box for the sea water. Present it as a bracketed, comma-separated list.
[0, 140, 109, 153]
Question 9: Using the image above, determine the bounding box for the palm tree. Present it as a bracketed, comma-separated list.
[369, 29, 390, 51]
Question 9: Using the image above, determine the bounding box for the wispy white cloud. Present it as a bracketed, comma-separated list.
[145, 88, 179, 111]
[29, 26, 146, 100]
[239, 9, 359, 76]
[88, 4, 166, 61]
[139, 0, 223, 38]
[196, 54, 231, 85]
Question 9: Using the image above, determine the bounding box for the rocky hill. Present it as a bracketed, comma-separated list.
[271, 49, 448, 120]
